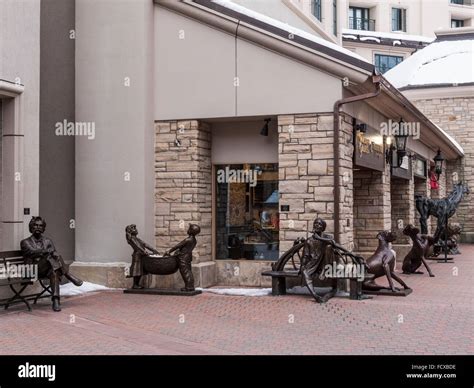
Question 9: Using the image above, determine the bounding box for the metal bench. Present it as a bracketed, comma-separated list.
[0, 250, 52, 311]
[261, 270, 300, 296]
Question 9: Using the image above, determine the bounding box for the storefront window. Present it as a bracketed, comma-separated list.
[215, 163, 279, 260]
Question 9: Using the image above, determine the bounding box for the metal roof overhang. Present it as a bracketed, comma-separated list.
[155, 0, 373, 84]
[155, 1, 463, 160]
[348, 77, 464, 160]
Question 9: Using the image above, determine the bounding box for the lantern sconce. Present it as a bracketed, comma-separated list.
[434, 149, 445, 181]
[385, 119, 409, 168]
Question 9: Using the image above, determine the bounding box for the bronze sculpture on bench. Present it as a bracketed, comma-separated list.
[124, 223, 201, 295]
[362, 230, 412, 296]
[301, 218, 366, 303]
[20, 217, 83, 312]
[263, 217, 367, 303]
[402, 224, 438, 277]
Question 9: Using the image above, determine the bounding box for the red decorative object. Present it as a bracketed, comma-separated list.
[430, 170, 439, 190]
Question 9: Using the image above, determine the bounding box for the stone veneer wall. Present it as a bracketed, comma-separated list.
[390, 177, 415, 244]
[414, 177, 431, 234]
[277, 113, 354, 254]
[154, 120, 215, 288]
[353, 166, 391, 255]
[413, 96, 474, 241]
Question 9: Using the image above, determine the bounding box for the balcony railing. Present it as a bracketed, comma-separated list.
[348, 17, 375, 31]
[450, 0, 473, 5]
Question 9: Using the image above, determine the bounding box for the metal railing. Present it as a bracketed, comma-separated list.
[450, 0, 473, 5]
[348, 17, 375, 31]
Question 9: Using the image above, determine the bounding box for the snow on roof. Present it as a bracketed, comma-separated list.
[384, 39, 474, 89]
[212, 0, 370, 64]
[342, 29, 434, 44]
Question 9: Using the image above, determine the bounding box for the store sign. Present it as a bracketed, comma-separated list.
[354, 131, 385, 172]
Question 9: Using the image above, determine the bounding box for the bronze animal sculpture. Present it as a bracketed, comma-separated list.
[415, 182, 469, 237]
[402, 224, 437, 277]
[20, 216, 83, 311]
[432, 223, 462, 256]
[362, 230, 411, 293]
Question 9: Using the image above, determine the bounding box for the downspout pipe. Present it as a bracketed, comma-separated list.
[332, 74, 381, 244]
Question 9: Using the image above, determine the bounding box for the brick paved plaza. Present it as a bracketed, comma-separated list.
[0, 245, 472, 355]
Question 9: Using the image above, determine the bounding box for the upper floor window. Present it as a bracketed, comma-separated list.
[312, 0, 322, 21]
[451, 19, 465, 27]
[450, 0, 465, 4]
[348, 7, 374, 31]
[333, 0, 337, 36]
[375, 54, 403, 73]
[392, 8, 407, 32]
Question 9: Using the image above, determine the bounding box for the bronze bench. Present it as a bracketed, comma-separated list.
[0, 250, 52, 311]
[262, 269, 373, 300]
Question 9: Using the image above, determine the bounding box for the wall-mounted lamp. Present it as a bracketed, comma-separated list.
[434, 149, 445, 180]
[385, 120, 409, 168]
[260, 118, 271, 136]
[352, 118, 367, 133]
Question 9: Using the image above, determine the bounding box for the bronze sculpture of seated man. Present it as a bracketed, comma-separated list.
[20, 216, 83, 311]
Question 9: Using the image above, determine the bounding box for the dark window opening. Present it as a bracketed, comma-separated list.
[375, 54, 403, 73]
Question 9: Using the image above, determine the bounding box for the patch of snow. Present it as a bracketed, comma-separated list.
[342, 34, 358, 40]
[385, 39, 474, 88]
[393, 40, 402, 46]
[212, 0, 370, 63]
[342, 28, 434, 43]
[60, 281, 114, 296]
[200, 287, 271, 296]
[199, 286, 334, 297]
[360, 36, 381, 43]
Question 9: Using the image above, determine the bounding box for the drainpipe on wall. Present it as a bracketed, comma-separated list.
[333, 74, 381, 244]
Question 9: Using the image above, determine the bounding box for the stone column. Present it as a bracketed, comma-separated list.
[390, 177, 415, 244]
[414, 177, 431, 234]
[154, 120, 215, 289]
[278, 112, 354, 254]
[278, 114, 332, 252]
[353, 166, 391, 256]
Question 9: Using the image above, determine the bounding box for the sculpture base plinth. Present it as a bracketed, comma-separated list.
[427, 257, 454, 262]
[362, 288, 412, 297]
[123, 288, 202, 296]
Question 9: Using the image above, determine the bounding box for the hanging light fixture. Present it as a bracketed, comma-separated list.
[394, 119, 408, 167]
[434, 149, 445, 180]
[260, 118, 271, 136]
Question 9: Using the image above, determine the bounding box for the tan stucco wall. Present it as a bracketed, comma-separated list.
[74, 0, 155, 262]
[0, 0, 41, 250]
[211, 119, 278, 164]
[154, 5, 342, 121]
[342, 42, 414, 66]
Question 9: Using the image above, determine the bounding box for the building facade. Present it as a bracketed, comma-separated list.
[231, 0, 474, 71]
[0, 0, 468, 291]
[385, 27, 474, 242]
